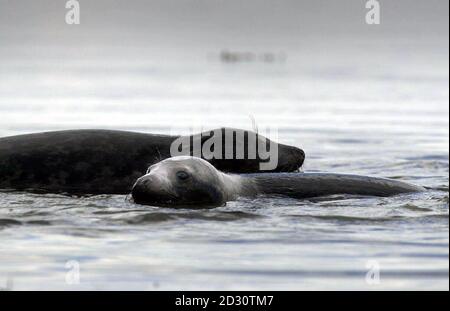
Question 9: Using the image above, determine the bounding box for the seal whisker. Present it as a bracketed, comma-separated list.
[125, 193, 134, 203]
[249, 114, 259, 135]
[155, 147, 162, 161]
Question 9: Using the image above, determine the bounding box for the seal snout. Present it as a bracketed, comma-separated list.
[131, 177, 150, 204]
[294, 148, 306, 167]
[131, 174, 176, 205]
[278, 145, 305, 172]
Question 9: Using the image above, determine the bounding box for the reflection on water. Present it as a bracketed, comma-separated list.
[0, 36, 448, 290]
[0, 188, 448, 290]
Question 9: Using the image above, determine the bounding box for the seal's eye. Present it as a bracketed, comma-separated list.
[176, 171, 190, 181]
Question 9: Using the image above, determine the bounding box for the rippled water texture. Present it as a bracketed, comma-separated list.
[0, 0, 448, 290]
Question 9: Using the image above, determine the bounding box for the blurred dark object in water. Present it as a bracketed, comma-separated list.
[220, 50, 287, 64]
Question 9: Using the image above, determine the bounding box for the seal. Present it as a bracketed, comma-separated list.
[0, 128, 305, 194]
[131, 156, 425, 207]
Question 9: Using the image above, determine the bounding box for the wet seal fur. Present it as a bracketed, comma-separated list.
[0, 128, 304, 194]
[132, 156, 425, 207]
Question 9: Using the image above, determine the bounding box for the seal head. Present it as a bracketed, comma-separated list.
[132, 156, 235, 207]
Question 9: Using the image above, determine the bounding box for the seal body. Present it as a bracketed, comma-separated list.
[0, 128, 305, 194]
[247, 173, 425, 198]
[132, 157, 425, 207]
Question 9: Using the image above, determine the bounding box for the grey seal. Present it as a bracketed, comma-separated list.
[0, 128, 305, 194]
[132, 156, 425, 207]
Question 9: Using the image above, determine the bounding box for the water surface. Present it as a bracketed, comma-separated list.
[0, 2, 448, 290]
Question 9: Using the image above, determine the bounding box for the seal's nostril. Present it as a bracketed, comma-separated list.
[132, 180, 148, 202]
[132, 177, 154, 203]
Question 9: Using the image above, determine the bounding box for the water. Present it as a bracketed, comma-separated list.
[0, 5, 448, 289]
